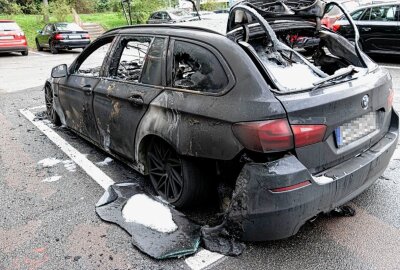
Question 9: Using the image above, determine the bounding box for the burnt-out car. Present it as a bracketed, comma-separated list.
[45, 0, 398, 241]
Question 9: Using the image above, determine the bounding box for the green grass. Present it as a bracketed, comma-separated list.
[0, 12, 127, 49]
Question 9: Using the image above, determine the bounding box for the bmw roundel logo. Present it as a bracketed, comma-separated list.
[361, 95, 369, 110]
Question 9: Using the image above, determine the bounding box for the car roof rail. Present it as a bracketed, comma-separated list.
[103, 24, 223, 36]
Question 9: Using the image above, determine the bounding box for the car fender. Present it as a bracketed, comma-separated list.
[134, 90, 244, 172]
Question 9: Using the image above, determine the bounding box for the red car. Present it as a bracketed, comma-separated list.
[0, 20, 28, 56]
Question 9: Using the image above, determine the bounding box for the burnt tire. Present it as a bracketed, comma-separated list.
[44, 85, 61, 126]
[50, 41, 58, 54]
[147, 139, 208, 208]
[36, 39, 43, 51]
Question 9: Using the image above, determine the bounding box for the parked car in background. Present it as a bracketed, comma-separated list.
[35, 22, 90, 54]
[147, 9, 198, 24]
[333, 2, 400, 55]
[0, 20, 28, 56]
[214, 8, 230, 14]
[45, 0, 398, 241]
[322, 0, 361, 28]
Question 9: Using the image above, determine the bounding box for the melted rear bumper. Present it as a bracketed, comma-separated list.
[231, 110, 399, 241]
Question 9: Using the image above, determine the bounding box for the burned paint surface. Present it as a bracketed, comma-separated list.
[95, 183, 201, 259]
[48, 2, 399, 241]
[224, 119, 397, 241]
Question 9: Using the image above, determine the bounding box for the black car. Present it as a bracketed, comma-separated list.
[45, 0, 398, 241]
[35, 22, 91, 54]
[333, 2, 400, 55]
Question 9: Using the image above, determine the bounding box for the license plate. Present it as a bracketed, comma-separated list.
[0, 36, 13, 40]
[335, 112, 378, 148]
[69, 35, 81, 39]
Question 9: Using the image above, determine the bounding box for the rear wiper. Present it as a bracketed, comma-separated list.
[312, 65, 357, 90]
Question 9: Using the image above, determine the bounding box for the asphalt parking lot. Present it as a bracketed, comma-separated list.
[1, 47, 400, 270]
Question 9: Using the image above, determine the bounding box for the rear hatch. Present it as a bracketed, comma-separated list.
[54, 23, 89, 40]
[227, 0, 393, 173]
[0, 21, 24, 45]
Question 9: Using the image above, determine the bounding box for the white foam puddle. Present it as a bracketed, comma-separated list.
[38, 157, 77, 173]
[42, 175, 62, 182]
[122, 194, 178, 233]
[63, 160, 77, 172]
[38, 157, 62, 168]
[96, 157, 113, 167]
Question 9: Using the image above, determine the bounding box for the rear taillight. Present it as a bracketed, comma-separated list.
[291, 125, 327, 148]
[233, 120, 327, 153]
[54, 34, 64, 40]
[232, 119, 294, 152]
[82, 33, 90, 39]
[332, 23, 341, 32]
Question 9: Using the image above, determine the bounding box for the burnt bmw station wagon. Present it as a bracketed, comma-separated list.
[45, 0, 398, 241]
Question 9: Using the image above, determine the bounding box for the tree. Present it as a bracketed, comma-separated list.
[43, 0, 49, 22]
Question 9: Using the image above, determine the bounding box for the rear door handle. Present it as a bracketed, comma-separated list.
[82, 85, 92, 95]
[128, 95, 144, 106]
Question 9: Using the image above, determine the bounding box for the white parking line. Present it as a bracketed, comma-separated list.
[185, 249, 226, 270]
[20, 106, 227, 270]
[19, 108, 115, 190]
[29, 51, 50, 57]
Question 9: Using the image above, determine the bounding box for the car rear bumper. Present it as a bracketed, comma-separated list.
[54, 40, 90, 49]
[231, 109, 399, 241]
[0, 45, 27, 53]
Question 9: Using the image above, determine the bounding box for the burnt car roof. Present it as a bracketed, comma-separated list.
[103, 24, 223, 36]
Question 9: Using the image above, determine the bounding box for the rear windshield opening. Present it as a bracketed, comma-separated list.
[0, 22, 20, 31]
[55, 23, 83, 31]
[227, 5, 372, 93]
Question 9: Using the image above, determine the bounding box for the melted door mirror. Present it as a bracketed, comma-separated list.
[51, 64, 68, 78]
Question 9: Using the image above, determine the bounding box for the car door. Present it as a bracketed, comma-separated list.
[360, 5, 399, 52]
[92, 35, 167, 160]
[39, 24, 52, 47]
[57, 36, 116, 143]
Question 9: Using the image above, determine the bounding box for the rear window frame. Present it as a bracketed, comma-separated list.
[165, 37, 236, 96]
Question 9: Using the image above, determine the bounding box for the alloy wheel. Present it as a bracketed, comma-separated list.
[148, 140, 184, 203]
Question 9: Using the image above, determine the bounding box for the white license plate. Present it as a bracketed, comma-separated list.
[69, 35, 81, 39]
[0, 36, 13, 40]
[335, 112, 378, 148]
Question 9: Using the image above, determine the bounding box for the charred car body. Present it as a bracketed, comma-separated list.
[45, 0, 398, 241]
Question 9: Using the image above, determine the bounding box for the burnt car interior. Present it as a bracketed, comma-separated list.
[226, 0, 375, 93]
[172, 41, 229, 93]
[113, 37, 152, 82]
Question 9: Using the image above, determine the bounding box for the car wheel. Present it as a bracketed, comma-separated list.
[50, 41, 59, 54]
[21, 50, 28, 56]
[36, 39, 43, 51]
[147, 139, 208, 208]
[44, 85, 61, 126]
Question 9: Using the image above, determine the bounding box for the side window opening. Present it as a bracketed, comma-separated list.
[360, 8, 371, 20]
[370, 6, 396, 21]
[75, 37, 114, 77]
[172, 41, 229, 93]
[110, 36, 152, 82]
